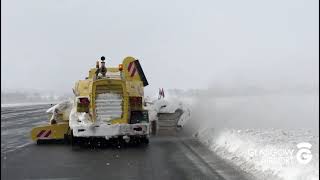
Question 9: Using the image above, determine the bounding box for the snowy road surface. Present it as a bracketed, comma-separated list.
[1, 104, 253, 180]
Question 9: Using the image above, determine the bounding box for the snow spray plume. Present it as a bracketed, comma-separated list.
[184, 82, 319, 136]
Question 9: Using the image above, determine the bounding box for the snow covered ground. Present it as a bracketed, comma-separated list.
[150, 90, 319, 180]
[196, 128, 319, 180]
[1, 102, 57, 108]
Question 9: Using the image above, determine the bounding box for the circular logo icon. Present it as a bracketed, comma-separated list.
[296, 142, 312, 165]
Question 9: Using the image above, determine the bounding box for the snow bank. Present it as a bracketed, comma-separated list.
[196, 128, 319, 180]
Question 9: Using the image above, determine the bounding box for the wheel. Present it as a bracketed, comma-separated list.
[141, 137, 149, 145]
[64, 134, 71, 144]
[64, 128, 72, 144]
[114, 137, 124, 149]
[70, 130, 79, 148]
[144, 138, 149, 145]
[36, 139, 43, 145]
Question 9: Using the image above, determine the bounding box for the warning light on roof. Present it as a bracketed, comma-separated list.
[119, 64, 123, 71]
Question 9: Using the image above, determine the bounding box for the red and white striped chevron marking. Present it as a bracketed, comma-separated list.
[127, 61, 137, 77]
[36, 130, 52, 139]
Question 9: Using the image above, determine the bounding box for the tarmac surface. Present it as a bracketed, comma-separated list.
[1, 104, 253, 180]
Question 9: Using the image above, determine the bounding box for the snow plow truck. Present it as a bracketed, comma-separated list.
[31, 56, 150, 145]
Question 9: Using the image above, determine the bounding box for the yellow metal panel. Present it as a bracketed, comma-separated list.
[76, 80, 92, 96]
[88, 68, 97, 79]
[107, 67, 120, 72]
[122, 57, 141, 81]
[126, 81, 144, 97]
[30, 122, 69, 141]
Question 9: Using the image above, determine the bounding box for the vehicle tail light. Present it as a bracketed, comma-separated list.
[77, 97, 90, 113]
[79, 97, 90, 105]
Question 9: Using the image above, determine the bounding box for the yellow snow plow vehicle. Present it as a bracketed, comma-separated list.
[31, 56, 150, 145]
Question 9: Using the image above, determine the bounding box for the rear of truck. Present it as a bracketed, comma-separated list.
[31, 56, 150, 144]
[69, 57, 150, 143]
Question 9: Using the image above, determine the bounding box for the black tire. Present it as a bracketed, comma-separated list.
[145, 138, 149, 144]
[36, 140, 43, 145]
[64, 134, 71, 144]
[141, 137, 149, 145]
[114, 138, 124, 149]
[70, 130, 79, 149]
[64, 127, 72, 144]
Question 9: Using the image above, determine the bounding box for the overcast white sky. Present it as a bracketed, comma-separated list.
[1, 0, 319, 96]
